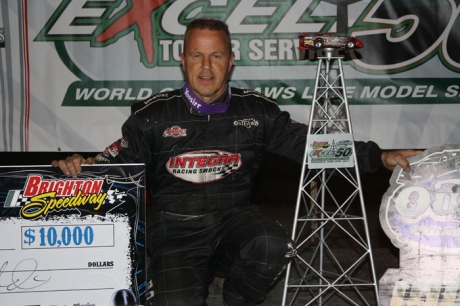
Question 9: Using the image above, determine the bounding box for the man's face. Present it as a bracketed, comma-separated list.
[180, 28, 235, 104]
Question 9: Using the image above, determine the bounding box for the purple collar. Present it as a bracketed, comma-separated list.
[182, 82, 231, 114]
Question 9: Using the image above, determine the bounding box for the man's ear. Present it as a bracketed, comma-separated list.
[180, 53, 185, 71]
[228, 53, 235, 71]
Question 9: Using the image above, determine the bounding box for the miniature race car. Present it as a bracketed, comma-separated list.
[298, 33, 363, 50]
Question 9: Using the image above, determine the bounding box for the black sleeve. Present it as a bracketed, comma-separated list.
[354, 140, 385, 175]
[261, 99, 386, 176]
[265, 108, 308, 164]
[266, 110, 385, 175]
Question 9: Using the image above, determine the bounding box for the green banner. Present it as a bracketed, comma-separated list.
[63, 78, 460, 107]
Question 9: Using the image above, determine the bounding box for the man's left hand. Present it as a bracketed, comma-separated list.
[381, 149, 422, 172]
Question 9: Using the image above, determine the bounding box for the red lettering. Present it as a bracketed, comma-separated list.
[61, 181, 74, 196]
[73, 180, 84, 195]
[228, 154, 240, 164]
[169, 152, 242, 169]
[187, 156, 198, 168]
[218, 155, 228, 165]
[48, 181, 56, 192]
[81, 181, 94, 195]
[55, 181, 64, 195]
[208, 155, 218, 166]
[38, 181, 50, 194]
[197, 156, 207, 167]
[24, 176, 42, 197]
[91, 180, 103, 194]
[174, 157, 186, 168]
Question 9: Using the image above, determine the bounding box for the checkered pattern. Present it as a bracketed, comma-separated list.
[106, 189, 126, 205]
[216, 164, 240, 176]
[5, 190, 28, 207]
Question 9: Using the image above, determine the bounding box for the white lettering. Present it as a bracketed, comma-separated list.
[396, 86, 412, 98]
[138, 88, 153, 99]
[264, 87, 285, 99]
[346, 86, 355, 98]
[172, 40, 183, 61]
[412, 85, 428, 98]
[280, 39, 297, 60]
[282, 87, 296, 99]
[264, 39, 278, 60]
[161, 0, 192, 35]
[252, 87, 296, 99]
[360, 86, 380, 98]
[125, 88, 137, 100]
[76, 87, 157, 101]
[231, 40, 241, 61]
[94, 88, 110, 100]
[380, 86, 397, 98]
[47, 0, 111, 35]
[302, 87, 313, 99]
[184, 88, 201, 108]
[445, 85, 459, 97]
[160, 39, 240, 61]
[248, 39, 264, 61]
[76, 88, 96, 100]
[248, 39, 298, 60]
[110, 88, 125, 100]
[274, 0, 322, 33]
[360, 85, 439, 99]
[426, 85, 437, 97]
[226, 0, 276, 33]
[160, 40, 173, 61]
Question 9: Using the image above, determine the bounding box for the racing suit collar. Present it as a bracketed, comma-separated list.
[182, 82, 231, 114]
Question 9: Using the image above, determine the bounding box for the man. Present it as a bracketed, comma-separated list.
[53, 19, 418, 306]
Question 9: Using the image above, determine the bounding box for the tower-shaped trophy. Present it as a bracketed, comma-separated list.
[282, 34, 379, 305]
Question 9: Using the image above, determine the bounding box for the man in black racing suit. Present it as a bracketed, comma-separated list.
[53, 19, 419, 306]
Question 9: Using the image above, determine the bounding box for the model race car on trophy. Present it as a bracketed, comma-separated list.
[298, 33, 363, 50]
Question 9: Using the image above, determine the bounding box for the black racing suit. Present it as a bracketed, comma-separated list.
[95, 87, 384, 306]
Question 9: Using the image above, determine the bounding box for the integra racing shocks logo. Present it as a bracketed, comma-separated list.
[167, 150, 242, 184]
[4, 175, 126, 220]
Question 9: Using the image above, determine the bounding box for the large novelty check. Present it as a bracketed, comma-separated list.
[0, 164, 146, 305]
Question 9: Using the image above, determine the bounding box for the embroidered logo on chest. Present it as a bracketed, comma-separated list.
[163, 125, 187, 138]
[234, 118, 259, 128]
[166, 150, 242, 184]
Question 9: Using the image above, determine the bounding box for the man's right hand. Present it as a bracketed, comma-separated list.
[51, 154, 95, 178]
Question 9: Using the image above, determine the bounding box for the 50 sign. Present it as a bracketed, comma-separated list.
[308, 147, 352, 158]
[307, 135, 355, 169]
[335, 147, 353, 158]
